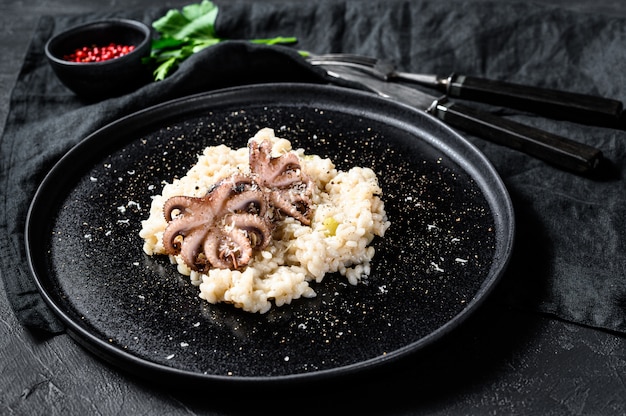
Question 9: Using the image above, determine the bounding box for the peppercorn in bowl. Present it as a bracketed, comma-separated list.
[45, 19, 152, 99]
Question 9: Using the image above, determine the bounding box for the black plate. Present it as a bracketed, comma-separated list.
[26, 83, 514, 387]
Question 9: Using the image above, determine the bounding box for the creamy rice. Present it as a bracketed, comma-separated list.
[139, 128, 390, 313]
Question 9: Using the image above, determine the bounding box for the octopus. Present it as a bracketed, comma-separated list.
[161, 139, 313, 272]
[248, 138, 314, 225]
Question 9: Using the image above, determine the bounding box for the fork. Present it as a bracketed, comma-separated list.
[308, 53, 625, 128]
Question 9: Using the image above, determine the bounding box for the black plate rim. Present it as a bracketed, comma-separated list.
[25, 82, 515, 386]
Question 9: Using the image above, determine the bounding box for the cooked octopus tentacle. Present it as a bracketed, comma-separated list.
[268, 189, 312, 225]
[178, 228, 212, 270]
[249, 140, 302, 187]
[225, 213, 273, 250]
[203, 227, 252, 270]
[225, 190, 268, 216]
[162, 196, 212, 254]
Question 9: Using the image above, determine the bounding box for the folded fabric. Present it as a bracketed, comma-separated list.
[1, 0, 625, 336]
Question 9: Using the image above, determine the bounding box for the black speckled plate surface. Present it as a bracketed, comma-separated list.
[26, 83, 514, 387]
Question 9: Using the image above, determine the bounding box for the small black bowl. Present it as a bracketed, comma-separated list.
[45, 19, 152, 99]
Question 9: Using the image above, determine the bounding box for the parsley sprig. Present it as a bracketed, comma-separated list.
[146, 0, 298, 81]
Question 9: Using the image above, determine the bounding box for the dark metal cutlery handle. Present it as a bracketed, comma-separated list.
[430, 97, 603, 174]
[446, 74, 624, 127]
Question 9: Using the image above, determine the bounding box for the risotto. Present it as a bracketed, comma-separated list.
[139, 128, 390, 313]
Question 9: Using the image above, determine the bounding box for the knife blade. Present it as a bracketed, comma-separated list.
[321, 65, 603, 175]
[311, 55, 624, 128]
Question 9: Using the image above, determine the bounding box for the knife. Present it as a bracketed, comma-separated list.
[311, 55, 624, 128]
[320, 65, 603, 175]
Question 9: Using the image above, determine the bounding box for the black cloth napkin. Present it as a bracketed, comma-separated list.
[1, 0, 625, 336]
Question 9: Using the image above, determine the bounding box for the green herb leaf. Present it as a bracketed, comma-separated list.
[153, 57, 179, 81]
[249, 37, 298, 45]
[153, 0, 218, 40]
[147, 0, 299, 81]
[151, 37, 188, 51]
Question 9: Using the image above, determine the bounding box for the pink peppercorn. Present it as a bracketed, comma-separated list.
[63, 43, 135, 63]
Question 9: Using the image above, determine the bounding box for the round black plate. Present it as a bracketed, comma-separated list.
[26, 83, 514, 387]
